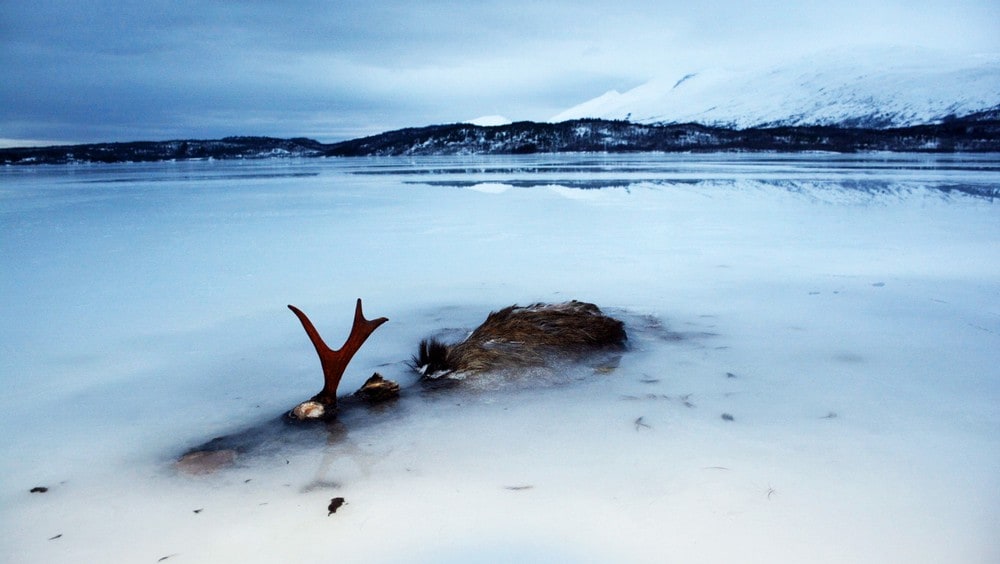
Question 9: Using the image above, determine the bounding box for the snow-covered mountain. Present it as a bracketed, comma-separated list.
[466, 115, 513, 127]
[552, 47, 1000, 128]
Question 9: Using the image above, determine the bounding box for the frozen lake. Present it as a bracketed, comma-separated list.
[2, 153, 998, 563]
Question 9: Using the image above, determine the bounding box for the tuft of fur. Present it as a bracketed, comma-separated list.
[413, 338, 455, 376]
[415, 300, 626, 379]
[353, 373, 401, 403]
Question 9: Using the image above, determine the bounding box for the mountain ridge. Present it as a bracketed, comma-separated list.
[0, 136, 328, 165]
[3, 113, 998, 165]
[552, 48, 1000, 129]
[321, 114, 1000, 156]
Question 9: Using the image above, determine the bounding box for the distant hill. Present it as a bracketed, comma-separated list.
[3, 116, 999, 165]
[552, 47, 1000, 129]
[0, 137, 326, 165]
[322, 115, 1000, 156]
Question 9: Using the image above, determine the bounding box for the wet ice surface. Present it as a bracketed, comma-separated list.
[1, 153, 998, 563]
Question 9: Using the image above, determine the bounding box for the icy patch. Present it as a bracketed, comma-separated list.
[465, 182, 513, 194]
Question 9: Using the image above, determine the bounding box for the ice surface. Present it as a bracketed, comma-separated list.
[1, 154, 998, 563]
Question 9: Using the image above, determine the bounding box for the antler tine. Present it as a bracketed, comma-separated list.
[288, 299, 388, 407]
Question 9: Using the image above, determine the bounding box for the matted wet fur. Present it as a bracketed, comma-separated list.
[415, 300, 627, 379]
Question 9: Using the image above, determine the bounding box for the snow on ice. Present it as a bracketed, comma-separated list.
[1, 153, 998, 563]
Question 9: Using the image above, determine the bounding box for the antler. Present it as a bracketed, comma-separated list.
[288, 299, 388, 411]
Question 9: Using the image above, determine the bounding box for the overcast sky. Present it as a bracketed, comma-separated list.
[2, 0, 998, 146]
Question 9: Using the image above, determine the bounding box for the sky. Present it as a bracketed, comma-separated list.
[2, 0, 999, 147]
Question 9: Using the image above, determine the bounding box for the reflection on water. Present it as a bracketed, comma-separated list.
[408, 178, 999, 199]
[341, 152, 1000, 175]
[6, 152, 999, 182]
[85, 172, 320, 183]
[6, 153, 997, 203]
[349, 152, 1000, 198]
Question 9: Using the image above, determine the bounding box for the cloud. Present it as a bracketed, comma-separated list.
[2, 0, 998, 145]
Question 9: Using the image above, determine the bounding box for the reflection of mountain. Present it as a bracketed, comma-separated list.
[552, 47, 1000, 129]
[415, 179, 999, 201]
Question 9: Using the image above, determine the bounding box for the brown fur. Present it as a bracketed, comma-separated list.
[416, 300, 626, 378]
